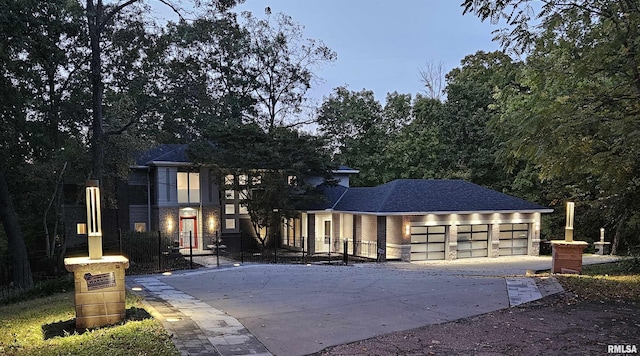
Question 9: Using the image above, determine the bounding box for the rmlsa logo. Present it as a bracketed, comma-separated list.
[608, 345, 638, 354]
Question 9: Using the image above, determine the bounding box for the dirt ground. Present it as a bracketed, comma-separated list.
[315, 292, 640, 356]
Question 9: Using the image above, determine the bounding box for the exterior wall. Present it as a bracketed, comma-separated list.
[385, 216, 405, 260]
[128, 206, 149, 231]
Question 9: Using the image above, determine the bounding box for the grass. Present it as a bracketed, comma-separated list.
[554, 257, 640, 302]
[0, 289, 179, 356]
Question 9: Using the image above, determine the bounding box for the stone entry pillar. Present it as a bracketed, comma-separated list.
[551, 202, 587, 273]
[550, 241, 588, 273]
[64, 256, 130, 329]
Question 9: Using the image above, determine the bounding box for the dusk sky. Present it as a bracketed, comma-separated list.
[233, 0, 502, 103]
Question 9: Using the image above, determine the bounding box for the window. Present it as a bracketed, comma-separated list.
[177, 172, 200, 203]
[239, 204, 248, 215]
[225, 174, 234, 186]
[134, 222, 147, 232]
[77, 223, 87, 235]
[225, 190, 235, 199]
[225, 204, 235, 215]
[225, 218, 236, 229]
[238, 174, 248, 185]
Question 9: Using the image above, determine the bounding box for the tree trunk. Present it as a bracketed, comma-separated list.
[0, 169, 33, 289]
[611, 210, 628, 255]
[87, 0, 105, 180]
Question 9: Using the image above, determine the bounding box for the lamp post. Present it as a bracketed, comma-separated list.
[86, 180, 103, 259]
[564, 201, 574, 242]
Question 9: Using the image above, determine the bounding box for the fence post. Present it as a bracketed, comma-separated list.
[240, 229, 244, 264]
[215, 231, 220, 267]
[118, 229, 123, 255]
[343, 239, 348, 265]
[328, 235, 331, 263]
[189, 231, 193, 269]
[301, 235, 305, 264]
[158, 231, 162, 271]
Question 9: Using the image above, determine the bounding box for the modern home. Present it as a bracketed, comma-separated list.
[64, 143, 553, 261]
[283, 179, 553, 261]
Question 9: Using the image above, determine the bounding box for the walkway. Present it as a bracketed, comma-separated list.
[127, 254, 618, 356]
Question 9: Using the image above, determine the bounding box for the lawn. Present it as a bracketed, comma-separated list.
[0, 289, 179, 356]
[555, 257, 640, 302]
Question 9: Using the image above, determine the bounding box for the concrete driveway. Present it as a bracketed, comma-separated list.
[137, 255, 618, 356]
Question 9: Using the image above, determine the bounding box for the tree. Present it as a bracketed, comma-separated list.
[190, 124, 334, 248]
[241, 11, 337, 132]
[84, 0, 241, 181]
[465, 0, 640, 253]
[419, 60, 446, 101]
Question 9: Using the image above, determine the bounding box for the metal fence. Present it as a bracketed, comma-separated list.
[229, 237, 380, 265]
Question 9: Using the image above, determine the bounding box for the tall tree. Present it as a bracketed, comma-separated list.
[190, 124, 334, 247]
[465, 0, 640, 253]
[241, 11, 336, 132]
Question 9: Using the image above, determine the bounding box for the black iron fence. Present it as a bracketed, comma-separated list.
[229, 237, 379, 265]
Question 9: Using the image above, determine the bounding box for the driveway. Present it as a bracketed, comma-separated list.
[134, 255, 618, 356]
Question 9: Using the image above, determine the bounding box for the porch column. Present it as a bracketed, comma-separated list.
[377, 216, 386, 262]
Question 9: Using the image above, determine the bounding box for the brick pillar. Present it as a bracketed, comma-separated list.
[377, 216, 386, 262]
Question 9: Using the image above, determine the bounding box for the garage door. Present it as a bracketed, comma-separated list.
[457, 225, 489, 258]
[410, 225, 446, 261]
[499, 223, 529, 255]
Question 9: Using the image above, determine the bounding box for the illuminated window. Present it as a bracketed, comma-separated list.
[177, 172, 200, 203]
[225, 204, 235, 215]
[77, 223, 87, 235]
[225, 190, 235, 199]
[225, 174, 234, 186]
[134, 222, 147, 232]
[238, 174, 248, 185]
[225, 218, 236, 229]
[239, 204, 248, 215]
[251, 175, 261, 185]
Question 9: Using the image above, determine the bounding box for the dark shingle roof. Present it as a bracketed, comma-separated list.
[304, 184, 349, 211]
[324, 179, 550, 214]
[135, 144, 191, 165]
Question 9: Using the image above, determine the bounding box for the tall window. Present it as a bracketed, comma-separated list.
[177, 172, 200, 203]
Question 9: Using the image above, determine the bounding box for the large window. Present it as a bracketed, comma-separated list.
[177, 172, 200, 203]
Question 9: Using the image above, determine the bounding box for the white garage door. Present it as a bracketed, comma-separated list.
[457, 225, 489, 258]
[499, 223, 529, 255]
[410, 225, 446, 261]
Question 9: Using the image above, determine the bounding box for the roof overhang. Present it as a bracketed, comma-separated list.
[303, 208, 554, 216]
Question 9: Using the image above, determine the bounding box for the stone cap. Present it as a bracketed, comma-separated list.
[64, 255, 130, 272]
[549, 240, 589, 246]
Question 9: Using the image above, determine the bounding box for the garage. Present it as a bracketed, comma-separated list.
[498, 223, 529, 255]
[457, 224, 489, 258]
[410, 225, 446, 261]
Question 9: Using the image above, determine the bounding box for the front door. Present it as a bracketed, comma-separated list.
[180, 217, 198, 248]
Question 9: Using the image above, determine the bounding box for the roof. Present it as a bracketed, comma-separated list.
[311, 179, 551, 215]
[134, 144, 191, 166]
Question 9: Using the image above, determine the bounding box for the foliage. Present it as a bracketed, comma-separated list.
[0, 275, 73, 305]
[190, 124, 334, 247]
[469, 1, 640, 252]
[241, 11, 337, 132]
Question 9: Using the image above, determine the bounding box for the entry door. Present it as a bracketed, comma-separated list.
[324, 220, 331, 252]
[180, 217, 198, 248]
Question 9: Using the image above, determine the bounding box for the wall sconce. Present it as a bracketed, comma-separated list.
[208, 216, 215, 233]
[166, 217, 174, 233]
[405, 224, 410, 236]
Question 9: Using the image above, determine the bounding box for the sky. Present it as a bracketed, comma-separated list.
[231, 0, 502, 104]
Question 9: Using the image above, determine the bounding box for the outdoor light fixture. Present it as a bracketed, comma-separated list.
[166, 217, 174, 233]
[565, 202, 575, 242]
[162, 271, 172, 276]
[208, 216, 215, 233]
[85, 180, 103, 259]
[600, 227, 605, 242]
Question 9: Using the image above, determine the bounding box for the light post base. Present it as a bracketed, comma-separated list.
[64, 255, 129, 329]
[550, 240, 588, 274]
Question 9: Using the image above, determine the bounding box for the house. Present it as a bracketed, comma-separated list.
[285, 179, 553, 261]
[64, 144, 552, 262]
